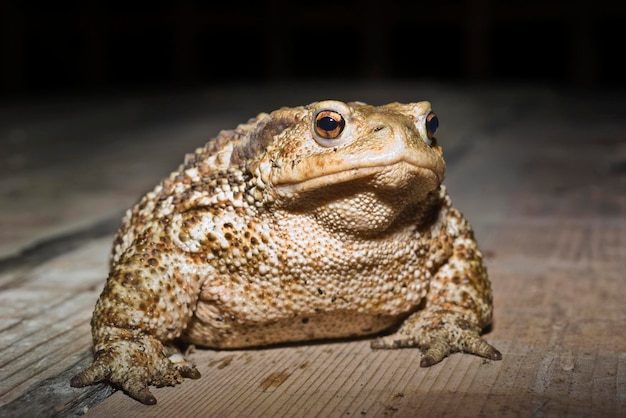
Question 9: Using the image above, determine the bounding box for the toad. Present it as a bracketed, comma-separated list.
[71, 100, 501, 404]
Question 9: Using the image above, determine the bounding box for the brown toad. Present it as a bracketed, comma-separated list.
[71, 100, 501, 404]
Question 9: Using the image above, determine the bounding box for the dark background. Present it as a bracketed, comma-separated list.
[1, 0, 625, 99]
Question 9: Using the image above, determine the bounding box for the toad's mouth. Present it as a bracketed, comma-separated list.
[273, 160, 442, 197]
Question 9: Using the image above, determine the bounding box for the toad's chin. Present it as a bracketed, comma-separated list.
[275, 163, 441, 236]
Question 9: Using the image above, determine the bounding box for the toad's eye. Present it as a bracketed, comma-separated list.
[314, 110, 345, 139]
[426, 111, 439, 140]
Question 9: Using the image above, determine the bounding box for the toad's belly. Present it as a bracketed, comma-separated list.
[182, 301, 410, 348]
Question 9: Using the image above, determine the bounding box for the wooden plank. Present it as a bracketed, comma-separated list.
[82, 87, 624, 416]
[0, 238, 111, 409]
[0, 83, 624, 417]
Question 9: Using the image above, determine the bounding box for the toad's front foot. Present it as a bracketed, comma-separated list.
[370, 311, 502, 367]
[70, 334, 200, 405]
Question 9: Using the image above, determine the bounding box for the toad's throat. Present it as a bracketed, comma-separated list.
[273, 160, 441, 196]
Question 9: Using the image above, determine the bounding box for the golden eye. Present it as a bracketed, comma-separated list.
[426, 111, 439, 140]
[314, 110, 345, 139]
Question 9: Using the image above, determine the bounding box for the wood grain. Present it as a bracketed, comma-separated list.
[0, 83, 624, 417]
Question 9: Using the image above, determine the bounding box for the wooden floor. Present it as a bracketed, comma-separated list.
[0, 82, 624, 417]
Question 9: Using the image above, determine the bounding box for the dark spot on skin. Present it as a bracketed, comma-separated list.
[224, 232, 232, 240]
[456, 318, 475, 331]
[317, 288, 323, 295]
[331, 296, 336, 302]
[147, 258, 158, 266]
[459, 291, 476, 309]
[301, 317, 309, 324]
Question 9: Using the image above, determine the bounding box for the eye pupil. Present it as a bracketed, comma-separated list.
[426, 112, 439, 138]
[318, 116, 339, 132]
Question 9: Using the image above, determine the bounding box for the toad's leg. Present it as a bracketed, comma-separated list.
[70, 241, 203, 405]
[371, 216, 502, 366]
